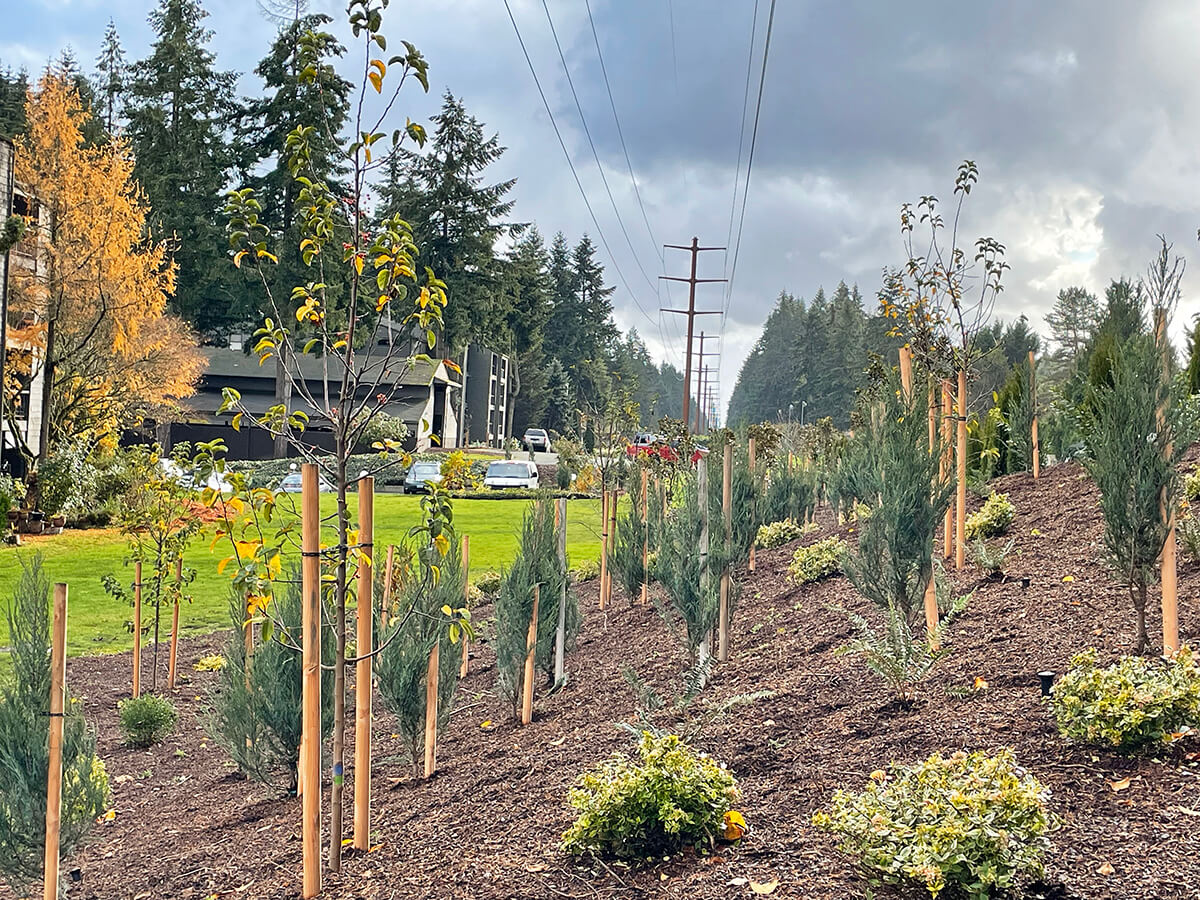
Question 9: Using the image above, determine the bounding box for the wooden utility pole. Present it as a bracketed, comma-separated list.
[661, 238, 725, 432]
[43, 582, 67, 900]
[691, 334, 720, 433]
[300, 464, 322, 898]
[353, 477, 374, 850]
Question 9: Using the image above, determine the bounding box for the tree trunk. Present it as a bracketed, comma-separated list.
[328, 448, 348, 872]
[1134, 580, 1148, 655]
[36, 311, 56, 477]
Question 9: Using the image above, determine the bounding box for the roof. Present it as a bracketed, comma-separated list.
[202, 347, 459, 389]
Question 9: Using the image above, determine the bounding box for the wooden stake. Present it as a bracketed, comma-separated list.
[521, 584, 540, 725]
[923, 571, 940, 651]
[43, 582, 67, 900]
[956, 369, 967, 571]
[898, 346, 914, 399]
[941, 381, 953, 559]
[598, 491, 609, 611]
[1029, 350, 1040, 479]
[168, 556, 181, 690]
[300, 463, 321, 898]
[133, 560, 142, 698]
[719, 443, 732, 662]
[640, 469, 649, 605]
[423, 642, 439, 778]
[459, 535, 471, 678]
[748, 437, 757, 572]
[554, 498, 568, 686]
[607, 490, 618, 606]
[1155, 310, 1179, 654]
[380, 544, 395, 626]
[698, 457, 711, 663]
[353, 477, 374, 850]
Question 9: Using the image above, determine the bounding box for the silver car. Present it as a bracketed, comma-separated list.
[404, 461, 443, 494]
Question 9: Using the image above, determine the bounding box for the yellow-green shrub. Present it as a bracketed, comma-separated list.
[788, 537, 846, 584]
[964, 492, 1015, 539]
[1050, 647, 1200, 750]
[562, 733, 739, 858]
[439, 450, 481, 490]
[755, 519, 803, 550]
[813, 749, 1055, 899]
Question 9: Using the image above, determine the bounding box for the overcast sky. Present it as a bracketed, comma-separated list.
[6, 0, 1200, 418]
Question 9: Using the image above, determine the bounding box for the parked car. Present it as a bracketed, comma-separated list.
[277, 471, 335, 493]
[160, 459, 232, 493]
[404, 461, 443, 494]
[523, 428, 551, 453]
[483, 460, 539, 490]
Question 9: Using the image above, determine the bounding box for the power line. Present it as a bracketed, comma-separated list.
[583, 0, 662, 263]
[501, 0, 657, 329]
[724, 0, 761, 275]
[723, 0, 778, 322]
[540, 0, 661, 295]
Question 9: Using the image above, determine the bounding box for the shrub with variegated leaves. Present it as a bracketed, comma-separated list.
[755, 519, 804, 550]
[788, 537, 846, 585]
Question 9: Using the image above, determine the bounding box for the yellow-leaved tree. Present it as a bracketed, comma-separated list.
[7, 73, 203, 486]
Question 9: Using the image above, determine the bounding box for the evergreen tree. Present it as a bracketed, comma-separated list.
[505, 227, 553, 434]
[377, 91, 517, 351]
[1185, 316, 1200, 394]
[1045, 286, 1099, 362]
[0, 66, 30, 136]
[125, 0, 239, 332]
[93, 20, 128, 135]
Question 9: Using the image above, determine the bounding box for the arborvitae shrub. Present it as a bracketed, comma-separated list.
[118, 695, 177, 748]
[1050, 648, 1200, 750]
[964, 492, 1015, 539]
[494, 500, 576, 715]
[762, 461, 816, 525]
[207, 579, 335, 791]
[562, 733, 739, 858]
[755, 520, 804, 550]
[0, 555, 108, 891]
[787, 537, 846, 584]
[813, 749, 1055, 900]
[610, 487, 647, 601]
[375, 541, 466, 774]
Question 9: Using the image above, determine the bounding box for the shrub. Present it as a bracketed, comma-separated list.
[118, 694, 178, 748]
[971, 536, 1018, 577]
[439, 450, 481, 491]
[801, 521, 821, 535]
[569, 558, 600, 583]
[475, 571, 502, 596]
[562, 733, 739, 858]
[788, 537, 846, 584]
[0, 556, 108, 891]
[1050, 647, 1200, 750]
[762, 461, 816, 525]
[37, 441, 99, 518]
[755, 519, 803, 550]
[1186, 466, 1200, 502]
[964, 492, 1015, 539]
[375, 540, 466, 774]
[610, 488, 647, 601]
[836, 601, 957, 704]
[207, 579, 335, 790]
[813, 749, 1055, 900]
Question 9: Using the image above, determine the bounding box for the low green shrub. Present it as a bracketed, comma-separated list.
[755, 520, 803, 550]
[118, 694, 178, 748]
[788, 537, 846, 584]
[570, 558, 601, 583]
[1185, 465, 1200, 502]
[971, 536, 1018, 577]
[836, 600, 958, 704]
[964, 492, 1015, 539]
[562, 733, 739, 858]
[801, 521, 821, 535]
[474, 571, 502, 596]
[813, 749, 1055, 899]
[1050, 647, 1200, 750]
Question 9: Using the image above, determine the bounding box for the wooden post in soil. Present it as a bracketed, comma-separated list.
[521, 584, 540, 725]
[1155, 310, 1179, 654]
[607, 491, 618, 606]
[900, 349, 939, 645]
[598, 491, 609, 611]
[132, 560, 142, 698]
[955, 369, 967, 570]
[43, 582, 67, 900]
[379, 544, 395, 626]
[459, 535, 471, 678]
[941, 381, 953, 559]
[168, 556, 182, 690]
[748, 437, 757, 572]
[1029, 350, 1040, 479]
[640, 469, 649, 605]
[353, 477, 374, 850]
[898, 345, 913, 399]
[697, 456, 711, 662]
[300, 464, 322, 899]
[423, 641, 439, 778]
[554, 498, 568, 686]
[719, 443, 732, 662]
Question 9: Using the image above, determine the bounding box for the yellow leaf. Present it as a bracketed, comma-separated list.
[354, 254, 365, 276]
[750, 878, 780, 894]
[1062, 574, 1074, 583]
[1098, 861, 1115, 876]
[1109, 777, 1131, 792]
[973, 676, 988, 691]
[434, 533, 449, 556]
[721, 810, 747, 841]
[233, 250, 247, 268]
[217, 555, 235, 576]
[368, 71, 382, 93]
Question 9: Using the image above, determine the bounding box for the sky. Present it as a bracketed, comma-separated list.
[6, 0, 1200, 420]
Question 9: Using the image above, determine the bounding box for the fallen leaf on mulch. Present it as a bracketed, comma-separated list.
[1098, 861, 1115, 876]
[728, 877, 749, 886]
[751, 878, 780, 894]
[974, 676, 988, 691]
[1062, 575, 1075, 583]
[1109, 777, 1132, 792]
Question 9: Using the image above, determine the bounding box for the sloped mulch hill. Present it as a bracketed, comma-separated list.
[24, 459, 1200, 900]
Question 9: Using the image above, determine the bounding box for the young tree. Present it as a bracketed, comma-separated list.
[125, 0, 239, 332]
[202, 2, 463, 871]
[8, 74, 203, 486]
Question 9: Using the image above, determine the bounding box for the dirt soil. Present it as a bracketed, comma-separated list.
[22, 460, 1200, 899]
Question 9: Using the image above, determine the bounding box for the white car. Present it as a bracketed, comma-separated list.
[160, 459, 232, 493]
[277, 471, 335, 493]
[483, 460, 539, 490]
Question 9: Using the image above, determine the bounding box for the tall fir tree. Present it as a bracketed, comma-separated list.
[125, 0, 239, 333]
[93, 20, 128, 136]
[0, 66, 30, 136]
[504, 227, 552, 434]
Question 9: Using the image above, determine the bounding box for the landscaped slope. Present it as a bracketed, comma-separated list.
[32, 460, 1200, 900]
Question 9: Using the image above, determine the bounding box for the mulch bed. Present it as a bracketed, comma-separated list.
[16, 460, 1200, 899]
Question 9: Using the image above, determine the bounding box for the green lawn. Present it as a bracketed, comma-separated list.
[0, 494, 605, 657]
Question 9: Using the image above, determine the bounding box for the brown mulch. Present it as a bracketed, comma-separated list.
[19, 460, 1200, 899]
